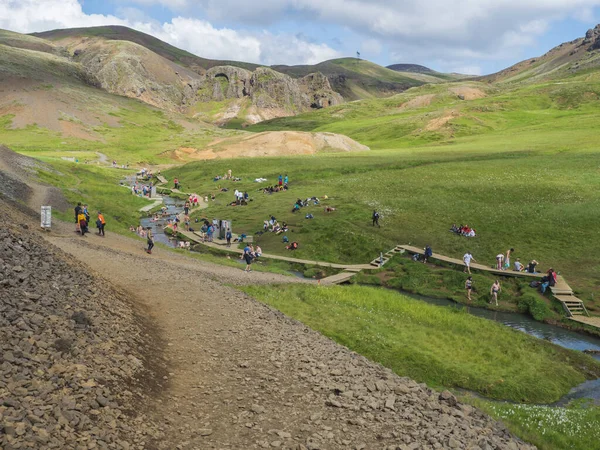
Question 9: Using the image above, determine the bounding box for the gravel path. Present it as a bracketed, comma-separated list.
[43, 227, 535, 450]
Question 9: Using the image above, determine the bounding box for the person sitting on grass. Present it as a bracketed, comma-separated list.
[324, 206, 336, 213]
[255, 245, 262, 258]
[286, 242, 299, 250]
[282, 235, 289, 243]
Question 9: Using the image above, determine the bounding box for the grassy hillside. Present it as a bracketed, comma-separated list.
[273, 57, 432, 100]
[32, 25, 259, 72]
[481, 24, 600, 84]
[0, 42, 238, 164]
[166, 74, 600, 305]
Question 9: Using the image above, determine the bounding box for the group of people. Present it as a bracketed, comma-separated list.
[75, 202, 106, 237]
[292, 197, 322, 213]
[464, 277, 502, 306]
[262, 184, 288, 194]
[233, 190, 249, 205]
[450, 224, 476, 238]
[131, 182, 153, 198]
[263, 216, 288, 235]
[242, 243, 262, 271]
[495, 249, 539, 274]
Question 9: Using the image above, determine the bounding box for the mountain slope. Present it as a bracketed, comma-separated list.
[481, 24, 600, 84]
[34, 27, 433, 100]
[32, 25, 259, 73]
[273, 58, 429, 100]
[14, 28, 343, 124]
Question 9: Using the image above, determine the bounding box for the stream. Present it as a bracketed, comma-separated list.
[139, 196, 184, 247]
[398, 291, 600, 405]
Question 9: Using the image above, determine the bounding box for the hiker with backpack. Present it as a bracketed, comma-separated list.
[372, 210, 380, 227]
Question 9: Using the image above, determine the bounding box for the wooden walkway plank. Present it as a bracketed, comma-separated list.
[398, 245, 541, 279]
[320, 271, 357, 285]
[177, 230, 374, 271]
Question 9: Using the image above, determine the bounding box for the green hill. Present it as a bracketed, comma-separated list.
[32, 25, 260, 72]
[273, 57, 437, 100]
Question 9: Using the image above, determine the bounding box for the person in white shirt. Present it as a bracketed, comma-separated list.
[463, 252, 476, 274]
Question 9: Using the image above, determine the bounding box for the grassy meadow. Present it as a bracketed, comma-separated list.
[475, 400, 600, 450]
[242, 284, 600, 404]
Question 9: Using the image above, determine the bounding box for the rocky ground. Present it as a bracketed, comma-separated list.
[1, 187, 535, 449]
[0, 197, 164, 449]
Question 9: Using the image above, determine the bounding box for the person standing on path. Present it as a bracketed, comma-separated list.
[465, 276, 473, 301]
[496, 253, 504, 270]
[96, 211, 106, 237]
[226, 228, 232, 248]
[463, 251, 475, 274]
[146, 228, 154, 254]
[372, 210, 380, 227]
[243, 244, 253, 272]
[184, 200, 190, 216]
[77, 210, 88, 236]
[74, 202, 82, 233]
[505, 248, 514, 270]
[490, 280, 501, 306]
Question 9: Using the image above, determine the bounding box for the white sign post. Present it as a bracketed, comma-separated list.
[41, 206, 52, 230]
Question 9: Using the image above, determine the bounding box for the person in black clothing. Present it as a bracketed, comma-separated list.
[74, 202, 82, 232]
[424, 245, 433, 263]
[372, 210, 380, 227]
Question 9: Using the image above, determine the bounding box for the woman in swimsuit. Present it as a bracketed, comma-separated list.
[465, 276, 473, 301]
[490, 280, 501, 306]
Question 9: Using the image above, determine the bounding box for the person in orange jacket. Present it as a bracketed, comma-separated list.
[96, 211, 106, 236]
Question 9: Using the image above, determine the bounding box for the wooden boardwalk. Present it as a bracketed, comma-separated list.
[320, 271, 359, 285]
[177, 230, 373, 271]
[398, 245, 596, 326]
[397, 245, 540, 279]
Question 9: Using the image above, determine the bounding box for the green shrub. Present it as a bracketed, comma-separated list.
[518, 292, 551, 321]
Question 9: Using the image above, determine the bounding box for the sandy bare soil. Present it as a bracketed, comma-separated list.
[174, 131, 370, 160]
[449, 86, 486, 100]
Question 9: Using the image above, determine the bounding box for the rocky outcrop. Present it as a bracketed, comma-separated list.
[187, 65, 342, 122]
[72, 39, 201, 111]
[583, 24, 600, 51]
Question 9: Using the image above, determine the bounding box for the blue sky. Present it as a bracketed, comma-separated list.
[1, 0, 599, 74]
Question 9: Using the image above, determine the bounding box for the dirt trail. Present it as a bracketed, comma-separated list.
[43, 228, 533, 450]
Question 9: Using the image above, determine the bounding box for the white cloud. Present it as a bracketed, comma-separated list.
[361, 38, 382, 57]
[448, 65, 483, 76]
[0, 0, 341, 65]
[1, 0, 599, 72]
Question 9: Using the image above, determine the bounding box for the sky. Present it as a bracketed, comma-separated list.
[0, 0, 599, 75]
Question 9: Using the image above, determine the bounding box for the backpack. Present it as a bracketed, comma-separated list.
[529, 281, 541, 288]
